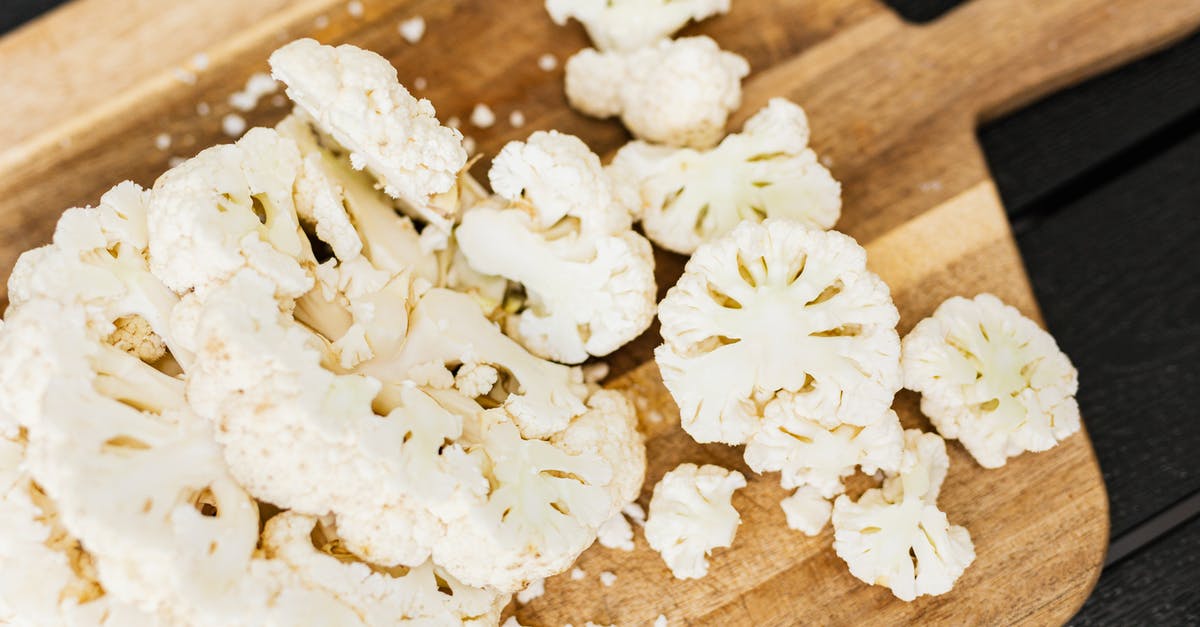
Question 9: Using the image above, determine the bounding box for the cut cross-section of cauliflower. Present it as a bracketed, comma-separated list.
[545, 0, 730, 51]
[455, 131, 656, 364]
[901, 294, 1081, 468]
[644, 463, 745, 580]
[655, 219, 902, 445]
[609, 98, 841, 254]
[780, 486, 833, 537]
[565, 36, 749, 148]
[269, 38, 468, 231]
[832, 430, 974, 601]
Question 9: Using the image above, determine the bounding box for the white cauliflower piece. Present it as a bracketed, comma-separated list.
[743, 396, 903, 498]
[644, 463, 745, 580]
[596, 511, 635, 551]
[455, 131, 656, 364]
[902, 294, 1081, 468]
[565, 36, 749, 148]
[545, 0, 730, 51]
[780, 486, 832, 537]
[832, 430, 974, 601]
[655, 219, 902, 445]
[609, 98, 841, 254]
[270, 38, 468, 231]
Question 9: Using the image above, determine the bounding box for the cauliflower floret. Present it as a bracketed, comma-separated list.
[269, 38, 468, 231]
[546, 0, 729, 51]
[455, 131, 656, 364]
[744, 395, 904, 498]
[832, 430, 974, 601]
[902, 294, 1081, 468]
[655, 219, 902, 445]
[644, 463, 745, 580]
[565, 36, 749, 148]
[780, 486, 832, 537]
[609, 98, 841, 254]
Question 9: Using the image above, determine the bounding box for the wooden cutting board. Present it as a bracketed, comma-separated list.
[3, 0, 1199, 624]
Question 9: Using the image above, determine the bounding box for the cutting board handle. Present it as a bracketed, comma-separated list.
[922, 0, 1200, 122]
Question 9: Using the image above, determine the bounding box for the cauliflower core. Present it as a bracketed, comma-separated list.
[455, 131, 656, 364]
[610, 98, 841, 254]
[902, 294, 1081, 469]
[644, 464, 745, 580]
[565, 36, 749, 148]
[832, 430, 975, 601]
[655, 219, 902, 445]
[545, 0, 730, 51]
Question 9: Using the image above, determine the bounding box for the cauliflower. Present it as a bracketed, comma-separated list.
[565, 36, 749, 148]
[655, 219, 902, 445]
[545, 0, 730, 51]
[779, 486, 832, 537]
[644, 463, 745, 580]
[743, 396, 903, 498]
[269, 39, 468, 231]
[595, 510, 635, 551]
[609, 98, 841, 254]
[901, 294, 1081, 468]
[455, 131, 656, 364]
[832, 430, 975, 601]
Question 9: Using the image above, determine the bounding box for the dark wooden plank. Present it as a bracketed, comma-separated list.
[1016, 129, 1200, 538]
[1070, 513, 1200, 625]
[0, 0, 69, 34]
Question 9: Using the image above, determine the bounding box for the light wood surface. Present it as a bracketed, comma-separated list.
[2, 0, 1198, 624]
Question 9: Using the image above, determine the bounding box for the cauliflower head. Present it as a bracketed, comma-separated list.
[269, 38, 468, 231]
[609, 98, 841, 254]
[545, 0, 730, 51]
[901, 294, 1081, 468]
[455, 131, 656, 364]
[644, 463, 745, 580]
[832, 430, 974, 601]
[655, 219, 902, 445]
[565, 36, 749, 148]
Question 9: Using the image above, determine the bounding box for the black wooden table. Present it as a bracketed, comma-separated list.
[3, 0, 1198, 623]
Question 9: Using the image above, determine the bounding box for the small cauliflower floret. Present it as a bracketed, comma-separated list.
[565, 36, 749, 148]
[595, 510, 635, 551]
[902, 294, 1081, 468]
[609, 98, 841, 254]
[148, 127, 313, 299]
[744, 394, 904, 498]
[261, 513, 507, 625]
[655, 219, 902, 445]
[545, 0, 730, 51]
[780, 486, 833, 536]
[9, 181, 187, 364]
[455, 131, 656, 364]
[270, 38, 468, 231]
[832, 430, 974, 602]
[644, 463, 745, 580]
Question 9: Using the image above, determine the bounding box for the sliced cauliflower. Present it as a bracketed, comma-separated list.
[565, 36, 749, 148]
[644, 463, 745, 580]
[901, 294, 1081, 468]
[744, 397, 903, 498]
[832, 430, 974, 601]
[609, 98, 841, 254]
[455, 131, 656, 364]
[780, 486, 833, 537]
[269, 38, 468, 231]
[545, 0, 730, 51]
[655, 219, 902, 445]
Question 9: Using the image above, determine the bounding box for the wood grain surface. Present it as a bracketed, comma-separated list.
[2, 0, 1199, 624]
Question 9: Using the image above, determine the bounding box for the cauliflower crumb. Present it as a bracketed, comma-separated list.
[399, 16, 426, 43]
[569, 567, 586, 581]
[582, 361, 609, 383]
[229, 72, 280, 112]
[347, 1, 364, 18]
[599, 571, 616, 587]
[314, 14, 330, 28]
[447, 116, 462, 129]
[271, 94, 286, 107]
[195, 101, 211, 116]
[655, 615, 669, 627]
[471, 103, 497, 128]
[190, 52, 210, 71]
[538, 53, 558, 71]
[463, 136, 477, 155]
[515, 578, 546, 604]
[413, 76, 428, 90]
[509, 110, 527, 128]
[167, 155, 186, 168]
[171, 67, 197, 85]
[154, 133, 171, 151]
[645, 410, 663, 424]
[221, 113, 247, 137]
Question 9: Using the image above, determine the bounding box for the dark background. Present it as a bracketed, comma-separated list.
[3, 0, 1198, 623]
